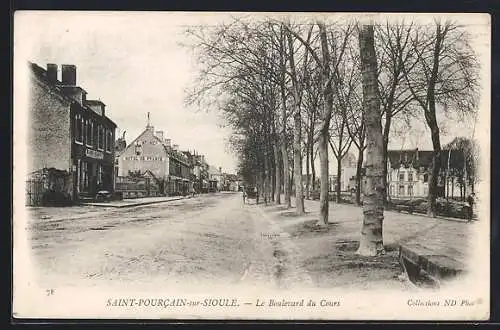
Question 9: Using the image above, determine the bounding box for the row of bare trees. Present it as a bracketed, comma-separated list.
[184, 17, 479, 256]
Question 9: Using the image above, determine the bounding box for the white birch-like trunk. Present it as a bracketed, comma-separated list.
[357, 24, 385, 256]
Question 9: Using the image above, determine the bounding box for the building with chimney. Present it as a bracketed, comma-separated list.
[386, 148, 469, 199]
[116, 120, 193, 196]
[26, 62, 117, 205]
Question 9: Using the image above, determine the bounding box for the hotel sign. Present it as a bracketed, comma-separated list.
[85, 148, 104, 159]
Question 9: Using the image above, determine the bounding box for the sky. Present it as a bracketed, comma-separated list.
[15, 11, 490, 175]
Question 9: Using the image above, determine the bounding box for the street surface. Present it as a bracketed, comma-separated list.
[25, 192, 478, 292]
[27, 193, 302, 291]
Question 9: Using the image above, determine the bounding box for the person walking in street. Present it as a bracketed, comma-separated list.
[466, 192, 476, 223]
[242, 186, 247, 204]
[254, 186, 259, 205]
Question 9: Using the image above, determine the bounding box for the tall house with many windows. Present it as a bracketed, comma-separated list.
[28, 62, 117, 201]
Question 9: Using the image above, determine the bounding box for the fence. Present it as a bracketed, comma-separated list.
[26, 179, 44, 206]
[26, 168, 73, 206]
[115, 176, 162, 199]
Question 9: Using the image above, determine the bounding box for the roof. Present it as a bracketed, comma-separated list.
[29, 61, 116, 127]
[85, 99, 106, 106]
[387, 149, 466, 169]
[122, 127, 191, 166]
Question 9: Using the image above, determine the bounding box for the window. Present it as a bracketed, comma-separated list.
[106, 130, 112, 152]
[399, 185, 405, 196]
[389, 185, 394, 196]
[75, 114, 83, 143]
[423, 173, 429, 183]
[135, 142, 142, 156]
[392, 171, 398, 181]
[86, 120, 93, 146]
[399, 172, 405, 181]
[93, 122, 98, 148]
[98, 125, 104, 150]
[408, 185, 413, 196]
[408, 172, 413, 182]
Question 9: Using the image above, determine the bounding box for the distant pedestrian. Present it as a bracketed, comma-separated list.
[254, 186, 259, 205]
[466, 192, 476, 223]
[242, 187, 247, 204]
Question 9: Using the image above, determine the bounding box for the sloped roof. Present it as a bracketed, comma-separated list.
[388, 149, 465, 169]
[122, 127, 191, 166]
[29, 62, 117, 128]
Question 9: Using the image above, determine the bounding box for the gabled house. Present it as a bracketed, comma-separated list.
[116, 123, 192, 196]
[387, 148, 468, 199]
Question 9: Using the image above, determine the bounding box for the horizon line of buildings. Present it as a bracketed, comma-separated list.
[327, 148, 474, 200]
[25, 61, 473, 205]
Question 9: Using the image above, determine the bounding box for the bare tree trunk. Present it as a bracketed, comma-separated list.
[286, 27, 305, 215]
[305, 139, 310, 200]
[311, 143, 316, 191]
[355, 146, 364, 206]
[264, 150, 270, 205]
[282, 143, 291, 208]
[318, 130, 329, 225]
[336, 156, 342, 203]
[451, 176, 454, 199]
[382, 115, 391, 205]
[274, 143, 281, 204]
[357, 23, 385, 256]
[425, 26, 444, 217]
[293, 112, 305, 214]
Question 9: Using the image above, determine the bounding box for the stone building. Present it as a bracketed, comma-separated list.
[116, 123, 192, 196]
[27, 62, 116, 204]
[386, 148, 468, 199]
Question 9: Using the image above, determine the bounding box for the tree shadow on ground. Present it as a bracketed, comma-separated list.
[279, 210, 312, 218]
[302, 239, 402, 286]
[287, 219, 341, 238]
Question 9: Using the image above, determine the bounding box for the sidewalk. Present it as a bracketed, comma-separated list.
[80, 195, 192, 208]
[259, 197, 476, 287]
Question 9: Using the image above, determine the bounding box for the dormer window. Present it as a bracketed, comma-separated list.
[135, 142, 142, 156]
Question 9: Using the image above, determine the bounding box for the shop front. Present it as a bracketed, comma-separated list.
[73, 146, 115, 199]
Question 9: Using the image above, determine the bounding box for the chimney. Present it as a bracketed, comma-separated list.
[219, 166, 222, 173]
[416, 148, 419, 161]
[156, 131, 164, 140]
[61, 64, 76, 86]
[47, 64, 58, 83]
[165, 139, 171, 147]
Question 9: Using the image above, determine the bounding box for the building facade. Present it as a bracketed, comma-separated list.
[28, 62, 116, 203]
[116, 124, 192, 196]
[386, 148, 468, 199]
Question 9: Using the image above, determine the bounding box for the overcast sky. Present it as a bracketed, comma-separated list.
[15, 12, 490, 174]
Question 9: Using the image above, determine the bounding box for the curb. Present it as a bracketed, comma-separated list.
[80, 196, 190, 208]
[398, 244, 465, 285]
